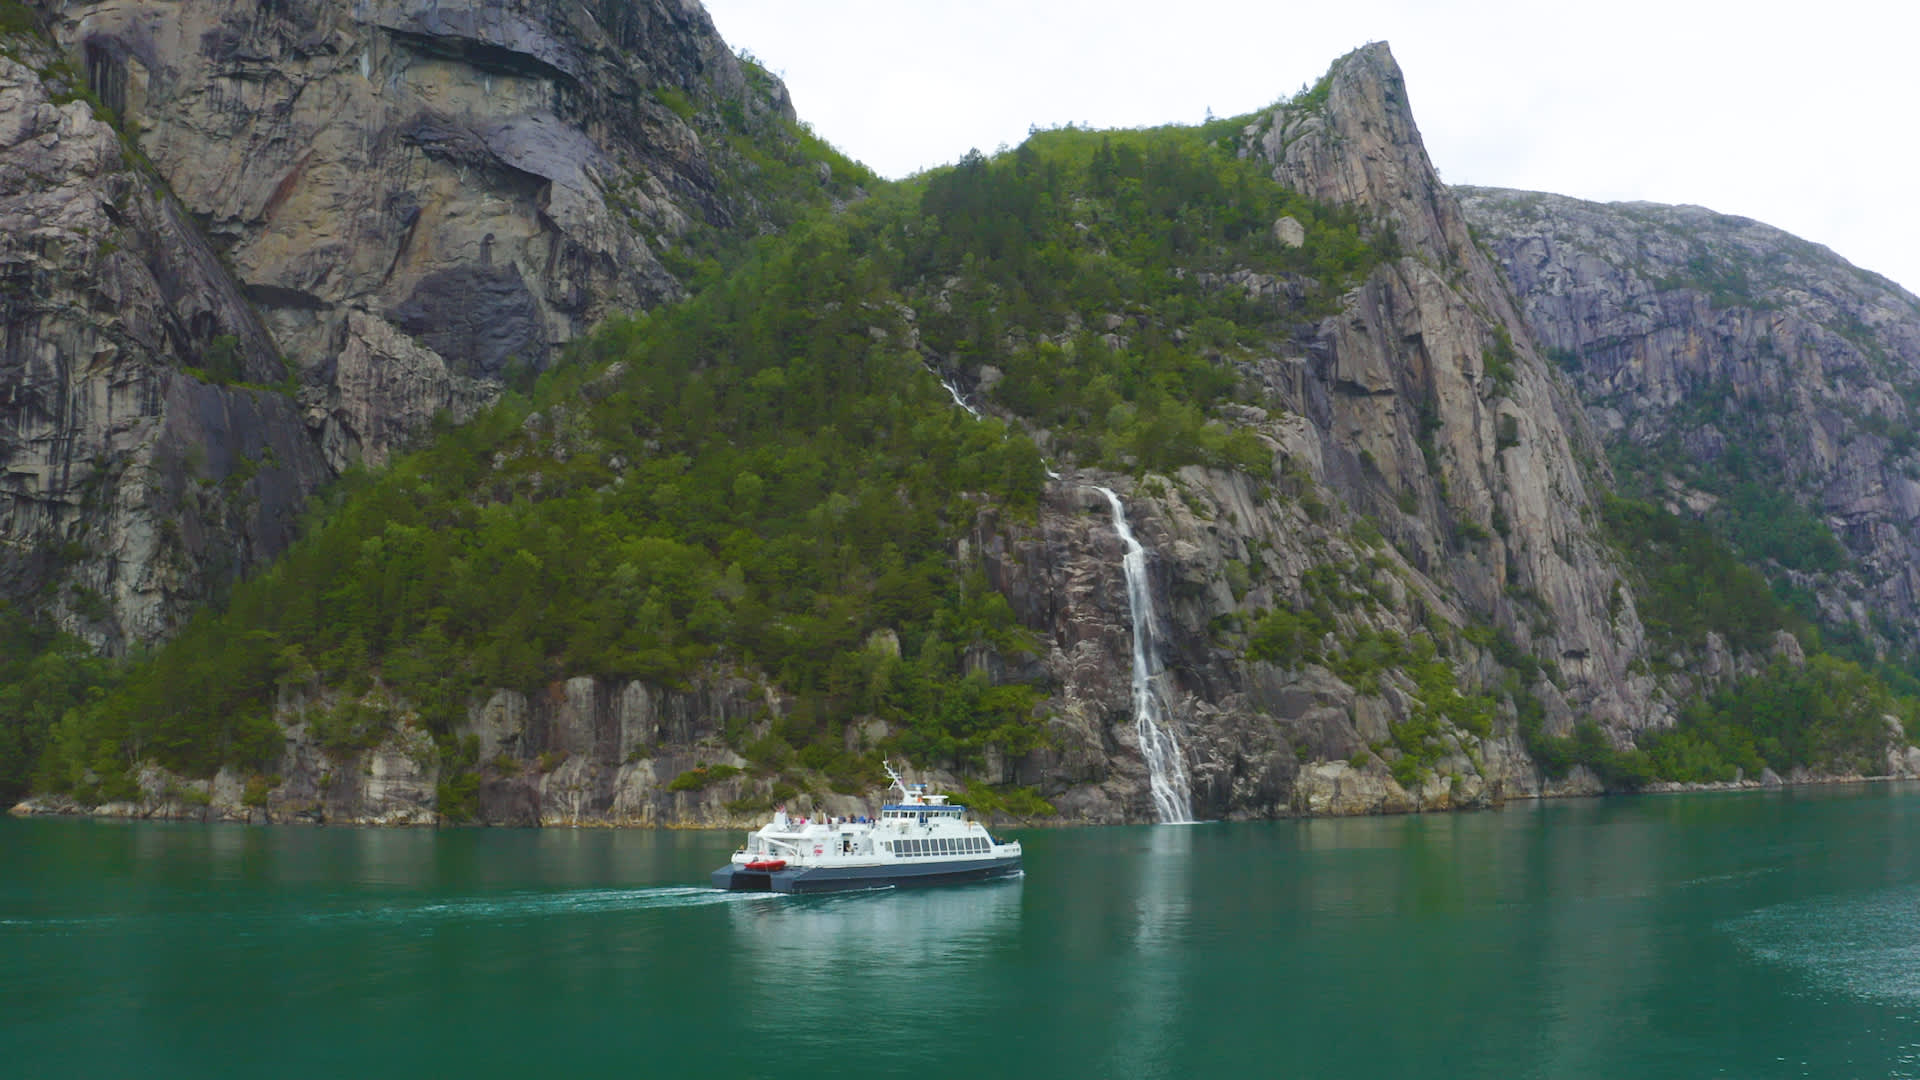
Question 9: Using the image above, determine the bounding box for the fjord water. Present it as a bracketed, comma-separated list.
[6, 787, 1920, 1079]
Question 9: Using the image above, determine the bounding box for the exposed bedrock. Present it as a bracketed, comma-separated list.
[3, 0, 803, 645]
[45, 0, 785, 470]
[0, 40, 327, 650]
[1460, 187, 1920, 654]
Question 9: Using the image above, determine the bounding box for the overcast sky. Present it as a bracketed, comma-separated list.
[705, 0, 1919, 296]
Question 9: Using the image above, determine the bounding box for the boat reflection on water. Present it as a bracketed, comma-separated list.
[728, 875, 1022, 971]
[725, 876, 1023, 1047]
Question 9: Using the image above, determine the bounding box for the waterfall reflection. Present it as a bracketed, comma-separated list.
[1105, 825, 1193, 1075]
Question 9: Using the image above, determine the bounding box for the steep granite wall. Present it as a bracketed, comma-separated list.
[1459, 187, 1920, 654]
[3, 0, 834, 648]
[44, 0, 795, 470]
[0, 26, 328, 651]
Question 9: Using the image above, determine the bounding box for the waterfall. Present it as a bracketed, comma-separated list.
[924, 367, 1184, 817]
[1094, 486, 1194, 823]
[927, 365, 984, 420]
[942, 379, 983, 420]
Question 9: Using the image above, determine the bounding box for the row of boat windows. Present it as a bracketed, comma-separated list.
[882, 808, 962, 818]
[886, 837, 990, 857]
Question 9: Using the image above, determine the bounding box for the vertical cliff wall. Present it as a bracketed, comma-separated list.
[43, 0, 805, 471]
[1, 22, 328, 650]
[1459, 188, 1920, 655]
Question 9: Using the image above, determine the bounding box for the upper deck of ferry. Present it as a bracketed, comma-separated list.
[879, 804, 964, 818]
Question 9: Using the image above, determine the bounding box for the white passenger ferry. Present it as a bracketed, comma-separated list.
[710, 763, 1023, 894]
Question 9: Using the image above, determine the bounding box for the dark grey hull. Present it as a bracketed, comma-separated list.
[711, 856, 1022, 894]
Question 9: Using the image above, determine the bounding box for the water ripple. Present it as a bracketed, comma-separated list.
[1723, 885, 1920, 1005]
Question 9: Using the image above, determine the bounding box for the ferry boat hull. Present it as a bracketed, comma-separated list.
[711, 854, 1023, 894]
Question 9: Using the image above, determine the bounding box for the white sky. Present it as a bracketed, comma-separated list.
[705, 0, 1920, 297]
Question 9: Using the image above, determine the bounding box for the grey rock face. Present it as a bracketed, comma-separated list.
[0, 36, 328, 649]
[389, 264, 547, 379]
[40, 0, 792, 469]
[4, 0, 821, 644]
[1459, 186, 1920, 652]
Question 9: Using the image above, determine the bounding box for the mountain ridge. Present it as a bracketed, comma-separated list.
[5, 12, 1918, 823]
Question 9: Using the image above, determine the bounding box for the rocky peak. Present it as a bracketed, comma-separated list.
[1254, 43, 1478, 275]
[1228, 44, 1649, 730]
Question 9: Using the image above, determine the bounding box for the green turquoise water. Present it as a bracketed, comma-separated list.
[5, 784, 1920, 1078]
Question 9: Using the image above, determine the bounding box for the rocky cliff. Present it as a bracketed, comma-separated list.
[46, 0, 805, 469]
[1, 19, 328, 651]
[2, 0, 854, 649]
[966, 45, 1661, 820]
[1458, 187, 1920, 659]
